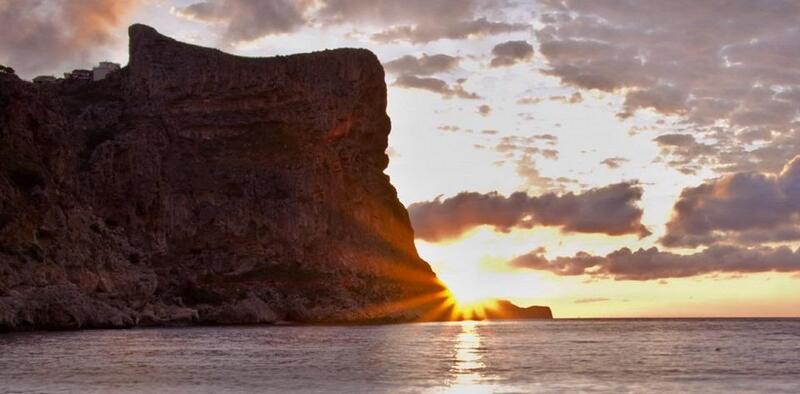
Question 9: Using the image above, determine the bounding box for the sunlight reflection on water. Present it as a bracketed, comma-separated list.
[449, 322, 484, 386]
[1, 320, 799, 393]
[440, 321, 514, 394]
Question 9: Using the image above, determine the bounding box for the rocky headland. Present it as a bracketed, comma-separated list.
[486, 300, 553, 320]
[0, 25, 550, 331]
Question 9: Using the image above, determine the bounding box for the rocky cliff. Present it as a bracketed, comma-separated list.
[0, 25, 450, 330]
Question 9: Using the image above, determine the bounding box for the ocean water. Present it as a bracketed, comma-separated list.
[1, 319, 799, 393]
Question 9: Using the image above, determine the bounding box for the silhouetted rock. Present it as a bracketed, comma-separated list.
[485, 300, 553, 320]
[0, 24, 450, 330]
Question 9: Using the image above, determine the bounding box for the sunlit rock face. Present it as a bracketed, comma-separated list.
[0, 24, 444, 330]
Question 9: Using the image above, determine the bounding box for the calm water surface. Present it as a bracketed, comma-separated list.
[1, 319, 799, 393]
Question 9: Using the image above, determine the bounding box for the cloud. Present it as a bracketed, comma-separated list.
[317, 0, 472, 26]
[537, 0, 800, 173]
[533, 134, 558, 144]
[393, 74, 480, 99]
[574, 297, 609, 304]
[495, 135, 558, 156]
[408, 182, 650, 242]
[383, 53, 460, 76]
[173, 0, 310, 45]
[653, 133, 716, 174]
[511, 244, 800, 281]
[477, 104, 492, 116]
[550, 92, 583, 104]
[600, 157, 628, 169]
[319, 0, 529, 43]
[661, 155, 800, 247]
[541, 149, 559, 159]
[490, 40, 534, 67]
[385, 53, 472, 100]
[438, 125, 463, 133]
[517, 97, 545, 105]
[618, 84, 689, 119]
[174, 0, 527, 45]
[514, 154, 563, 191]
[371, 17, 529, 44]
[494, 135, 565, 190]
[654, 134, 696, 147]
[0, 0, 142, 78]
[516, 92, 583, 105]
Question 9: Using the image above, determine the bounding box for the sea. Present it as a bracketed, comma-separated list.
[1, 319, 799, 393]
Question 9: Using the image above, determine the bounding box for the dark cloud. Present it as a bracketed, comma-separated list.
[537, 0, 800, 173]
[490, 40, 534, 67]
[319, 0, 529, 43]
[174, 0, 309, 45]
[383, 53, 460, 76]
[0, 0, 142, 79]
[661, 155, 800, 248]
[175, 0, 528, 46]
[619, 85, 689, 119]
[652, 133, 716, 174]
[408, 182, 650, 242]
[654, 134, 696, 147]
[511, 244, 800, 281]
[393, 74, 480, 99]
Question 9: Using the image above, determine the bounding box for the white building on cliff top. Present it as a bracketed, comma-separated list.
[92, 62, 120, 81]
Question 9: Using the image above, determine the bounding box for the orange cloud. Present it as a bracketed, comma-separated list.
[0, 0, 143, 78]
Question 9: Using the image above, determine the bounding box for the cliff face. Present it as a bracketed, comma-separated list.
[0, 25, 445, 330]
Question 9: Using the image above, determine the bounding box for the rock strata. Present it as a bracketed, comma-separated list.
[0, 25, 448, 330]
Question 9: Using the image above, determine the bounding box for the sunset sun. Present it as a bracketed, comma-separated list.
[437, 266, 503, 320]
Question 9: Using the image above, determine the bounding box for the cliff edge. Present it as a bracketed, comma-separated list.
[0, 25, 448, 330]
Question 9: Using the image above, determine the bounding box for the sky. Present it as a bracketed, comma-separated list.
[2, 0, 799, 317]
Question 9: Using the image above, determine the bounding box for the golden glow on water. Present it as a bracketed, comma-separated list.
[444, 321, 490, 393]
